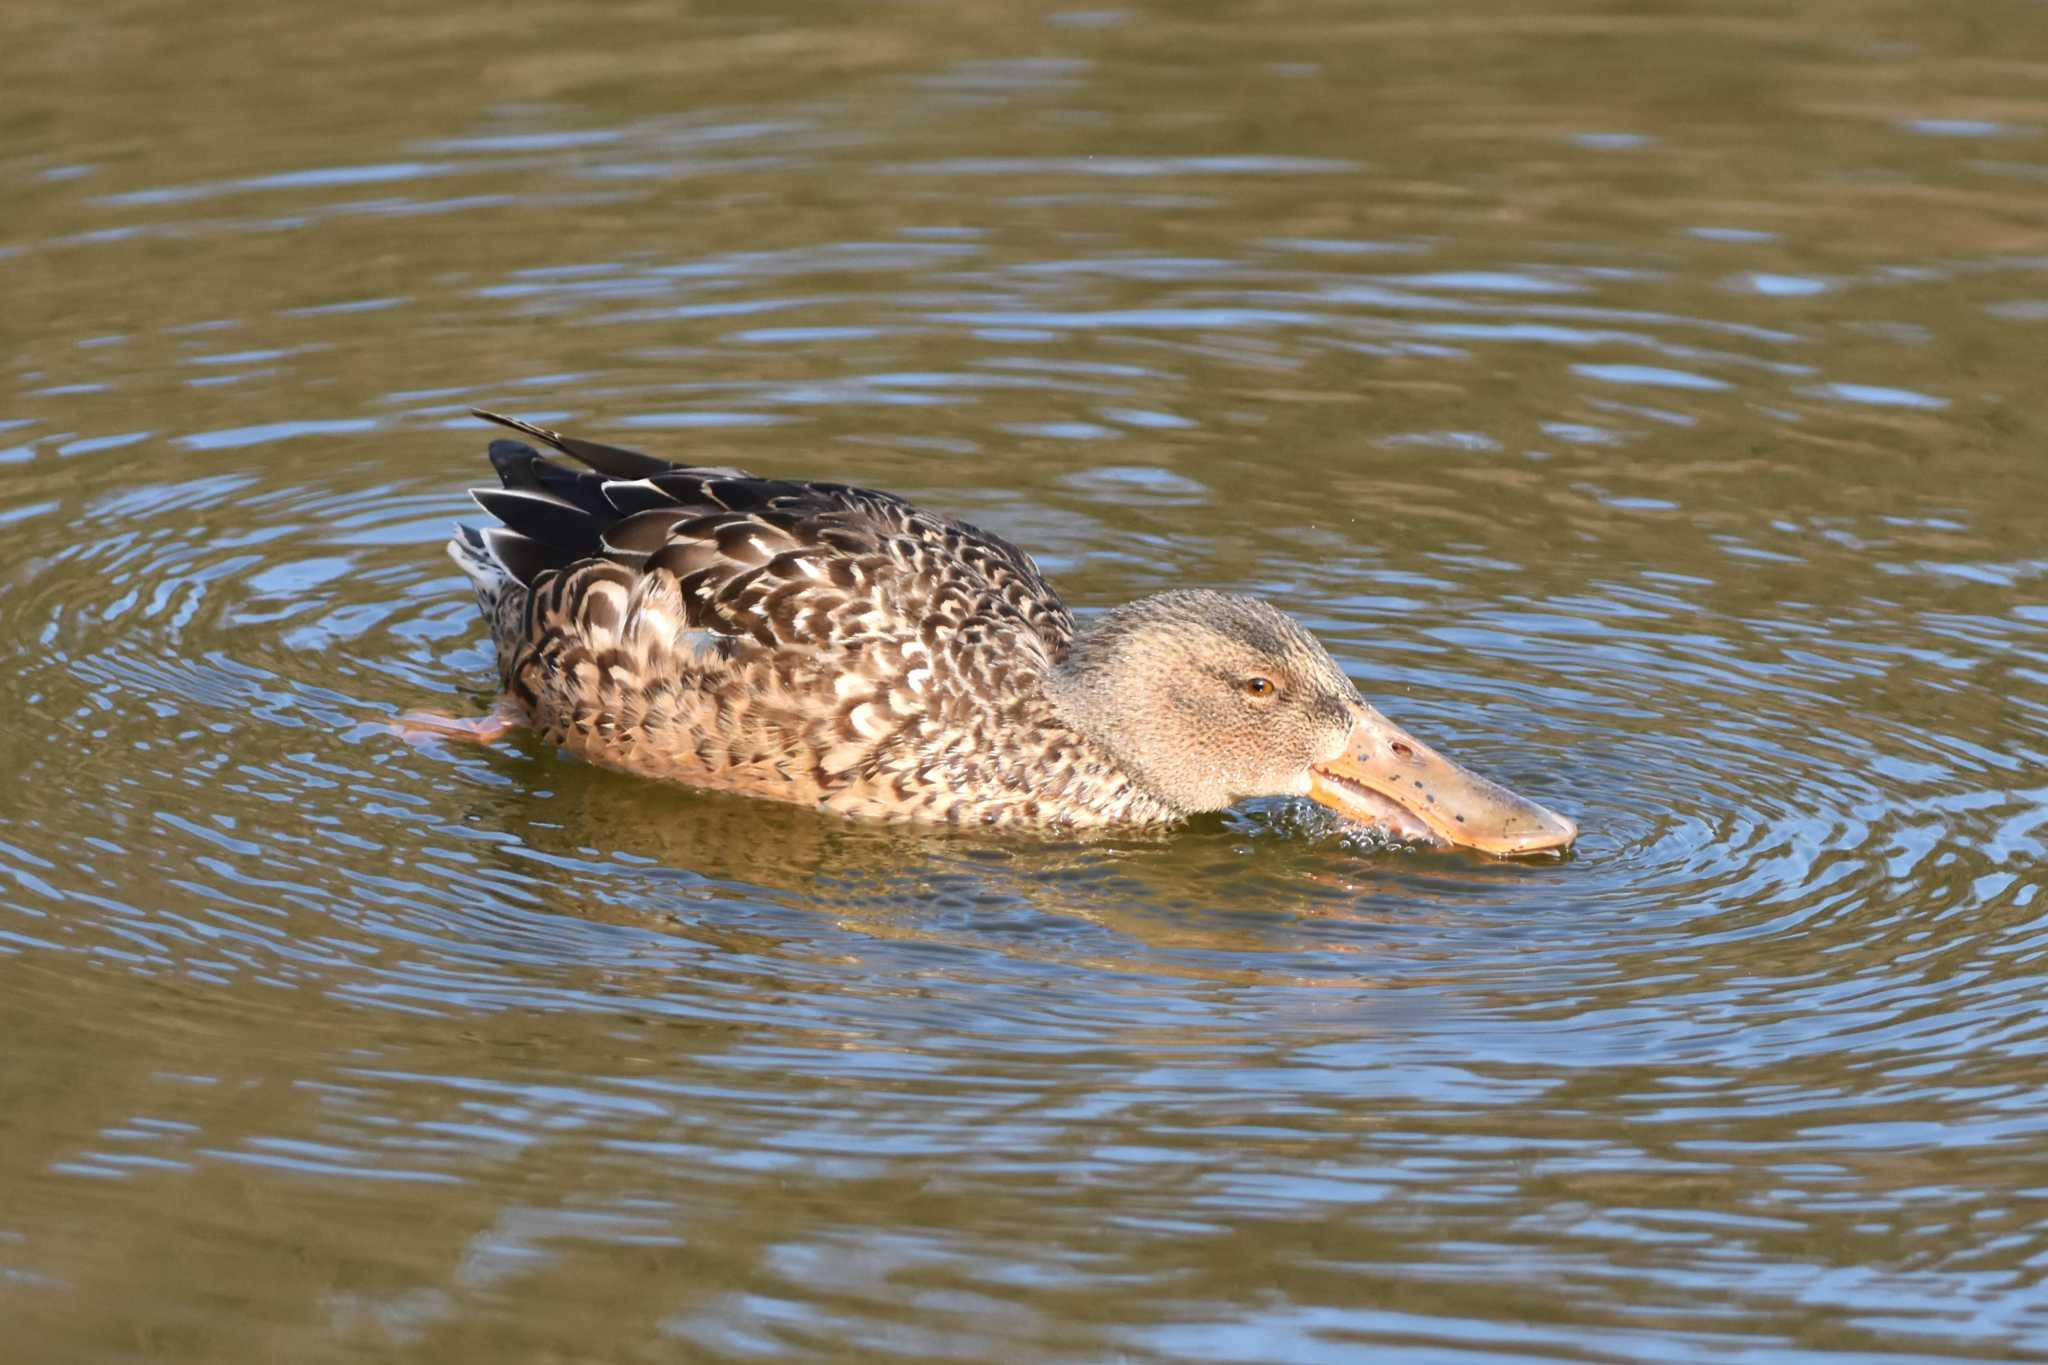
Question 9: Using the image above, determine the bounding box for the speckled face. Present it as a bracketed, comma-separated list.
[1151, 605, 1364, 802]
[1047, 590, 1366, 812]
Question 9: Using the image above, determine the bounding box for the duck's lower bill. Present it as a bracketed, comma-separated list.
[1305, 706, 1578, 857]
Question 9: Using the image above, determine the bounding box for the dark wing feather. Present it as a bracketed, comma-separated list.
[472, 409, 678, 480]
[470, 487, 608, 559]
[487, 440, 618, 518]
[463, 410, 1077, 671]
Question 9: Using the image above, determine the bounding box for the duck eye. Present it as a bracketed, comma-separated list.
[1242, 677, 1276, 698]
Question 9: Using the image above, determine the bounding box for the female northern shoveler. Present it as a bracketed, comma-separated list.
[428, 410, 1577, 855]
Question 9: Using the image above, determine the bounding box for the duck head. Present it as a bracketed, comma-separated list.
[1047, 590, 1577, 856]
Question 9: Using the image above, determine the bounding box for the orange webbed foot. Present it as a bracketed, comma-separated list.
[391, 696, 527, 747]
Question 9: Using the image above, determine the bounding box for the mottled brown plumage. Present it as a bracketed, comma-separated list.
[445, 410, 1579, 853]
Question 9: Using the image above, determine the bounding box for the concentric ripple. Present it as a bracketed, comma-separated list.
[4, 2, 2048, 1360]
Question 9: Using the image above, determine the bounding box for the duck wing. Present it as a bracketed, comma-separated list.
[463, 409, 1077, 674]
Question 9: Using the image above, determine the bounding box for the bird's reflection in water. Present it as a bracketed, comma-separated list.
[440, 739, 1549, 992]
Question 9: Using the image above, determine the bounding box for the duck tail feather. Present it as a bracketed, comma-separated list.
[470, 408, 675, 479]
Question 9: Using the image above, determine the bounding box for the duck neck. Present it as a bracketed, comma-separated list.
[1043, 609, 1198, 817]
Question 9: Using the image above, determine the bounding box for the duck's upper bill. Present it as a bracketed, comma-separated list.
[1304, 704, 1578, 856]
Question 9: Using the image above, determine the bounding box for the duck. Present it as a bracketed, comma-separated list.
[426, 410, 1577, 856]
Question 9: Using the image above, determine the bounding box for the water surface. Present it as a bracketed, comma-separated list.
[4, 1, 2047, 1360]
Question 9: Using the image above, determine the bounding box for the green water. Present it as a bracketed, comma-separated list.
[3, 2, 2046, 1360]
